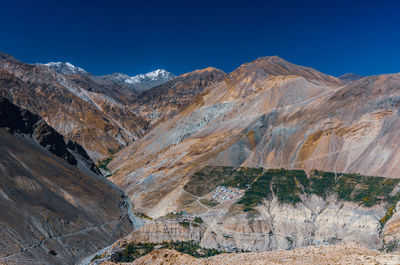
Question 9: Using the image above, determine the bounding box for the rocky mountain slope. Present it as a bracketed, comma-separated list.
[338, 73, 363, 82]
[100, 69, 175, 92]
[0, 53, 222, 161]
[129, 67, 226, 125]
[106, 56, 400, 255]
[0, 97, 133, 264]
[3, 52, 400, 263]
[43, 62, 88, 75]
[0, 53, 151, 160]
[0, 96, 99, 174]
[93, 167, 400, 258]
[44, 62, 175, 103]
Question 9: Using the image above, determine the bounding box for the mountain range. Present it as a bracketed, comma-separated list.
[1, 52, 400, 264]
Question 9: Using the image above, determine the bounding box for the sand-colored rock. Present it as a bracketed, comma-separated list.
[110, 56, 400, 219]
[101, 243, 400, 265]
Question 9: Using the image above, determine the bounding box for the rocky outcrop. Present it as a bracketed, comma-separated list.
[120, 215, 206, 245]
[103, 244, 400, 265]
[0, 96, 99, 174]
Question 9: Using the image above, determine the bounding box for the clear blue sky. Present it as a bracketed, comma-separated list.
[1, 0, 399, 77]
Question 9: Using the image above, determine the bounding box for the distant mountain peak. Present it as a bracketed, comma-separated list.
[101, 69, 175, 92]
[44, 61, 88, 75]
[338, 73, 363, 82]
[178, 67, 225, 79]
[127, 69, 174, 84]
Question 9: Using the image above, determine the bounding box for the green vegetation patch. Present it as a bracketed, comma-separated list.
[179, 220, 191, 228]
[178, 217, 203, 228]
[222, 167, 264, 189]
[164, 212, 182, 219]
[187, 166, 400, 212]
[134, 212, 153, 220]
[380, 240, 400, 252]
[162, 241, 223, 258]
[97, 157, 112, 170]
[194, 217, 203, 224]
[184, 166, 264, 196]
[111, 242, 155, 262]
[237, 169, 305, 210]
[309, 172, 400, 208]
[111, 241, 223, 262]
[91, 254, 103, 262]
[307, 170, 336, 198]
[184, 166, 234, 196]
[380, 205, 396, 227]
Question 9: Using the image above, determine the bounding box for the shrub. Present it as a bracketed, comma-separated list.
[380, 205, 396, 227]
[179, 221, 191, 228]
[194, 217, 203, 224]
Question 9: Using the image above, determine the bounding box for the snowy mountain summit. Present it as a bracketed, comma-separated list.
[41, 60, 174, 92]
[44, 62, 88, 75]
[101, 69, 175, 92]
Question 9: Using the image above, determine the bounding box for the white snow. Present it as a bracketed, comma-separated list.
[43, 62, 87, 74]
[101, 69, 175, 91]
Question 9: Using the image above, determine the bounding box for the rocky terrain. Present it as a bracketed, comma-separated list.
[2, 52, 400, 264]
[86, 167, 399, 261]
[0, 53, 224, 160]
[99, 56, 400, 262]
[338, 73, 363, 82]
[99, 69, 175, 92]
[0, 98, 135, 264]
[103, 243, 400, 265]
[110, 56, 400, 216]
[0, 53, 147, 160]
[129, 67, 226, 125]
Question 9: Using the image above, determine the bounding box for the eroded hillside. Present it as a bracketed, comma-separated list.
[0, 98, 133, 264]
[110, 56, 400, 220]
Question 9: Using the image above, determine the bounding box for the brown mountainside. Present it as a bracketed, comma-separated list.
[0, 98, 133, 264]
[129, 67, 226, 125]
[0, 53, 148, 160]
[109, 56, 400, 216]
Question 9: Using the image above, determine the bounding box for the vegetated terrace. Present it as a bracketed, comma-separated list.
[184, 166, 400, 212]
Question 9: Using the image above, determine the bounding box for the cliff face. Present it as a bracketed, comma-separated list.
[0, 98, 133, 264]
[0, 96, 99, 174]
[103, 167, 400, 254]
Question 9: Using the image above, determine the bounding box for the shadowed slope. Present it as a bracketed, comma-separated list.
[0, 99, 132, 264]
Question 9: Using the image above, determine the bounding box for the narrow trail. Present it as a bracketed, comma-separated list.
[0, 180, 139, 264]
[181, 187, 211, 212]
[0, 213, 130, 262]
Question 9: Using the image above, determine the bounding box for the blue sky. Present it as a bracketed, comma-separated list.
[1, 0, 400, 77]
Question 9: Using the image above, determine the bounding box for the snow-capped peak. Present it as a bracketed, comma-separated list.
[101, 69, 175, 92]
[125, 69, 174, 84]
[43, 62, 88, 75]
